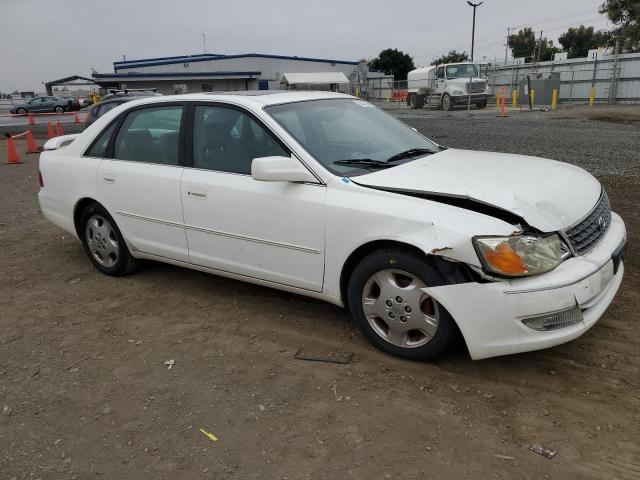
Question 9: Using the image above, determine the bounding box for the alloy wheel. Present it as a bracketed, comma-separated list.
[361, 269, 439, 348]
[85, 215, 119, 267]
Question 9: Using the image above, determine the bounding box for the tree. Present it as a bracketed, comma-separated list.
[559, 25, 609, 58]
[431, 50, 469, 65]
[369, 49, 415, 81]
[599, 0, 640, 52]
[508, 27, 561, 62]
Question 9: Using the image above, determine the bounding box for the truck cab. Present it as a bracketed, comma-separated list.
[407, 62, 490, 111]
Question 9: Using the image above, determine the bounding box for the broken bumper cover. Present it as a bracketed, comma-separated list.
[425, 212, 626, 360]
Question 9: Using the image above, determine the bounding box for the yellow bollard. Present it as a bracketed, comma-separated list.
[589, 87, 596, 106]
[551, 89, 558, 110]
[496, 91, 500, 108]
[530, 89, 535, 106]
[512, 90, 518, 108]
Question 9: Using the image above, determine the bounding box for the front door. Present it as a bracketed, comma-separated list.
[97, 103, 189, 261]
[181, 104, 326, 291]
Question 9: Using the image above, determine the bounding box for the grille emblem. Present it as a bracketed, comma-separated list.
[598, 215, 607, 231]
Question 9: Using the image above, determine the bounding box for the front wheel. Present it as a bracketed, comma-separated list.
[347, 249, 459, 360]
[80, 203, 139, 276]
[54, 106, 64, 113]
[16, 107, 27, 114]
[441, 93, 453, 111]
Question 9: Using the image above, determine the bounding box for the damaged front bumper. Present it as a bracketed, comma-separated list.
[424, 212, 627, 360]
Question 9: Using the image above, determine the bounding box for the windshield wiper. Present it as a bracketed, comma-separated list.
[333, 158, 393, 169]
[386, 148, 434, 162]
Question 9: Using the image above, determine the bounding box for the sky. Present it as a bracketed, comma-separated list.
[0, 0, 610, 92]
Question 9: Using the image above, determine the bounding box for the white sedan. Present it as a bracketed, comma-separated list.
[38, 92, 627, 360]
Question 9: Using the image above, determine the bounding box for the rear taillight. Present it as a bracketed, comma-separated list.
[38, 171, 44, 188]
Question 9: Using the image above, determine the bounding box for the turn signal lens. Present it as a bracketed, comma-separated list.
[474, 234, 569, 277]
[483, 242, 526, 274]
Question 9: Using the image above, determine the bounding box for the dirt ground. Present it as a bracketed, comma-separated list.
[1, 112, 639, 480]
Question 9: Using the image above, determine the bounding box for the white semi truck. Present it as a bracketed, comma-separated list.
[406, 62, 490, 110]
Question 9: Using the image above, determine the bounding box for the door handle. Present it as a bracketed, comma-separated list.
[187, 188, 207, 199]
[103, 174, 115, 184]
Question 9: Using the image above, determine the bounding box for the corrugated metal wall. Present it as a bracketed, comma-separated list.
[489, 52, 640, 103]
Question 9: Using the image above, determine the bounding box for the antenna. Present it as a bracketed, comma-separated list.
[202, 33, 207, 54]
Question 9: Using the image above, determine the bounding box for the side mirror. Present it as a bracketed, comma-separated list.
[251, 156, 317, 183]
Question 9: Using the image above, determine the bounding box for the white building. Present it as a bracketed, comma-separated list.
[93, 53, 364, 94]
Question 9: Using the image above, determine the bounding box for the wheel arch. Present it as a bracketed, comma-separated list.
[339, 239, 476, 307]
[73, 197, 105, 239]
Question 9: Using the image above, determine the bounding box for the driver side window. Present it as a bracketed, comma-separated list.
[437, 67, 445, 79]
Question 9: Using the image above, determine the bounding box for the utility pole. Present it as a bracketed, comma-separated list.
[467, 1, 483, 61]
[504, 27, 513, 65]
[535, 30, 543, 68]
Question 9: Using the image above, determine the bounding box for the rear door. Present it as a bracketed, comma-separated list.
[96, 103, 189, 261]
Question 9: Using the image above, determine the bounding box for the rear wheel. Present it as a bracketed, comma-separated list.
[80, 203, 139, 276]
[347, 249, 459, 360]
[441, 94, 453, 111]
[54, 106, 64, 113]
[408, 94, 419, 109]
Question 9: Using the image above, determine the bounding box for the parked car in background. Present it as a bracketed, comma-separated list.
[38, 92, 626, 361]
[84, 91, 162, 127]
[61, 96, 82, 111]
[10, 96, 77, 114]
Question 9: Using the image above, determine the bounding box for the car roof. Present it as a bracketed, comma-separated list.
[120, 90, 353, 109]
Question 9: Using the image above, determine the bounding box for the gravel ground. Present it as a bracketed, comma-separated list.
[393, 107, 640, 177]
[1, 111, 639, 480]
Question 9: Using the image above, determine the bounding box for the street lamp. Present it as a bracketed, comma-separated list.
[467, 1, 483, 62]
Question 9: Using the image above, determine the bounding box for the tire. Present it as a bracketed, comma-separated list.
[54, 106, 64, 113]
[408, 93, 419, 109]
[79, 203, 139, 276]
[441, 93, 453, 111]
[16, 107, 26, 114]
[476, 100, 487, 109]
[347, 248, 460, 361]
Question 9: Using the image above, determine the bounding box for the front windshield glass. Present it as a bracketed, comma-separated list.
[265, 98, 439, 176]
[446, 64, 478, 79]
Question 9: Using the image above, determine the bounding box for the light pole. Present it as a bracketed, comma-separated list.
[467, 1, 483, 62]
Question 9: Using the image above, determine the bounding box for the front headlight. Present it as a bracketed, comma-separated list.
[473, 234, 570, 277]
[453, 90, 465, 95]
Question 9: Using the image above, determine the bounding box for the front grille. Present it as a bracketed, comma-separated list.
[564, 190, 611, 255]
[467, 81, 486, 94]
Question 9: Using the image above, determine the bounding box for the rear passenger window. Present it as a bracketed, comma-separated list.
[86, 121, 118, 158]
[114, 106, 183, 165]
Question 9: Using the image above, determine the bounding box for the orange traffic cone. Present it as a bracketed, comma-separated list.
[55, 122, 63, 137]
[499, 95, 506, 118]
[26, 130, 40, 154]
[6, 136, 22, 164]
[47, 122, 55, 139]
[28, 112, 35, 125]
[73, 112, 80, 124]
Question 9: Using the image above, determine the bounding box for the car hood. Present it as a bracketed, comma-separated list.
[353, 148, 602, 232]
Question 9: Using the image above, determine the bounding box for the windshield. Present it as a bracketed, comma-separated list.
[265, 98, 439, 176]
[446, 64, 478, 79]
